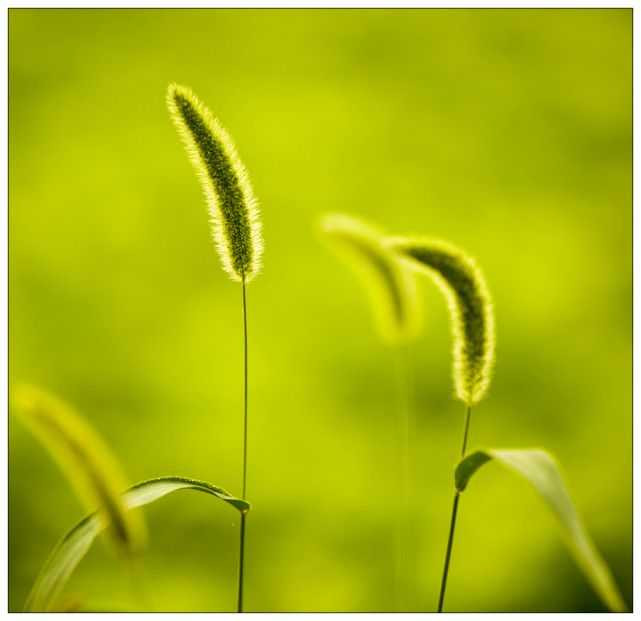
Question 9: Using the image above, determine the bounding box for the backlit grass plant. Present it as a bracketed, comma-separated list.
[168, 83, 263, 613]
[12, 385, 248, 612]
[388, 236, 626, 612]
[11, 84, 263, 614]
[321, 213, 420, 610]
[9, 79, 628, 614]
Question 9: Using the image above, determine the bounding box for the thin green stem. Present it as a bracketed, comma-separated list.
[437, 405, 472, 613]
[393, 345, 412, 610]
[437, 492, 460, 613]
[237, 512, 247, 613]
[241, 277, 248, 500]
[237, 276, 249, 613]
[460, 406, 471, 458]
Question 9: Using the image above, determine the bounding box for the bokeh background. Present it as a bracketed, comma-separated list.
[9, 8, 632, 612]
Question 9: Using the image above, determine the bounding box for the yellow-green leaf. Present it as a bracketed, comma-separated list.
[25, 476, 249, 611]
[455, 448, 626, 612]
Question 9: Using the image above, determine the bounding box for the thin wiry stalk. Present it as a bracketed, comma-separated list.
[460, 405, 472, 458]
[393, 346, 412, 610]
[242, 276, 248, 500]
[437, 406, 472, 613]
[237, 513, 247, 613]
[437, 492, 460, 613]
[237, 276, 249, 613]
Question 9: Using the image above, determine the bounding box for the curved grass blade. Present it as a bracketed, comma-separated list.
[167, 83, 263, 283]
[387, 237, 494, 405]
[321, 214, 421, 344]
[12, 384, 144, 555]
[455, 448, 626, 612]
[25, 476, 249, 612]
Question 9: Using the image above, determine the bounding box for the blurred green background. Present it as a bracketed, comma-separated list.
[9, 8, 631, 612]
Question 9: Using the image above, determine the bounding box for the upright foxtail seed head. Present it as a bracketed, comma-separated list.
[167, 83, 263, 283]
[387, 237, 495, 405]
[321, 213, 421, 345]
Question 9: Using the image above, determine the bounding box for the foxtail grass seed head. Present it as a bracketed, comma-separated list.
[12, 384, 146, 554]
[388, 237, 495, 405]
[321, 213, 421, 345]
[167, 83, 263, 283]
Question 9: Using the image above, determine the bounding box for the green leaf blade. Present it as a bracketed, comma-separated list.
[125, 476, 250, 513]
[455, 448, 626, 612]
[25, 476, 249, 612]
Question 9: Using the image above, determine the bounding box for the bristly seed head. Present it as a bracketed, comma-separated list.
[387, 237, 495, 405]
[321, 214, 421, 345]
[167, 83, 263, 283]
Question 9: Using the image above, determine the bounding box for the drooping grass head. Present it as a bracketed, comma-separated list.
[12, 384, 145, 554]
[321, 214, 421, 345]
[388, 237, 495, 405]
[167, 83, 263, 283]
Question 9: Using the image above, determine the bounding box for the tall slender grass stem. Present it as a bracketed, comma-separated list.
[237, 513, 247, 613]
[437, 492, 460, 613]
[437, 406, 472, 613]
[237, 276, 249, 613]
[460, 406, 471, 458]
[242, 277, 248, 499]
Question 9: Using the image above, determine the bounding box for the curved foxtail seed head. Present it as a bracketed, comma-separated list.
[12, 384, 146, 555]
[321, 213, 421, 345]
[167, 83, 263, 283]
[387, 237, 495, 405]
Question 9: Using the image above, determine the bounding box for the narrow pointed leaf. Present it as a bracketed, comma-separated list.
[12, 384, 144, 554]
[321, 213, 421, 344]
[25, 476, 249, 612]
[455, 448, 626, 612]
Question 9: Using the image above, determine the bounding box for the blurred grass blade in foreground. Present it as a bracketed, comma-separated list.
[321, 214, 421, 345]
[25, 476, 250, 611]
[12, 384, 145, 555]
[388, 237, 494, 406]
[455, 448, 626, 612]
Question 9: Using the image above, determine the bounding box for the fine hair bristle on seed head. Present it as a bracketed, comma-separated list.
[167, 83, 263, 283]
[387, 237, 495, 405]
